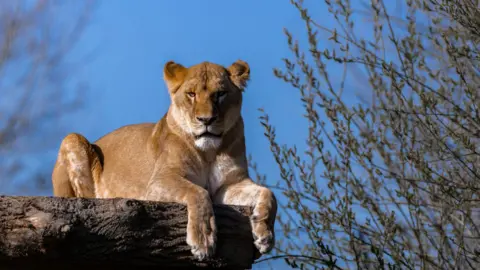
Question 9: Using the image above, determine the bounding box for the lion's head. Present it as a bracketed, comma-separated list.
[163, 60, 250, 150]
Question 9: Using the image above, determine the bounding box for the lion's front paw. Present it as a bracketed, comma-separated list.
[253, 224, 275, 254]
[186, 203, 216, 261]
[251, 209, 275, 255]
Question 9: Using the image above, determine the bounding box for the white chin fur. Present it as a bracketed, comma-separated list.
[195, 137, 222, 150]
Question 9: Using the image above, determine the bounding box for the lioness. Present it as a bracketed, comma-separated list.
[51, 60, 277, 260]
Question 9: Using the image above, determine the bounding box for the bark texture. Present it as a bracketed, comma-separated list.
[0, 195, 256, 269]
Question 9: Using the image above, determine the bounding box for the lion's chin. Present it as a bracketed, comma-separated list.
[194, 136, 222, 151]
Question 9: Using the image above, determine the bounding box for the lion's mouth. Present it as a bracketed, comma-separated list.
[195, 132, 222, 139]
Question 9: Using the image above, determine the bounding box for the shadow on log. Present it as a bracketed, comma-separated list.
[0, 195, 257, 269]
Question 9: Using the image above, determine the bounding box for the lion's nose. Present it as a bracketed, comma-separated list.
[196, 116, 217, 125]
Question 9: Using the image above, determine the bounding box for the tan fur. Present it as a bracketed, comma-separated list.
[51, 60, 277, 260]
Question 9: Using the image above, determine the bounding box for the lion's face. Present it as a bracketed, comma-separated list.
[163, 60, 250, 150]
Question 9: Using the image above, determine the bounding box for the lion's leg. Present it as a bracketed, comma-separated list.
[144, 169, 216, 261]
[52, 159, 75, 197]
[213, 179, 277, 255]
[52, 133, 101, 198]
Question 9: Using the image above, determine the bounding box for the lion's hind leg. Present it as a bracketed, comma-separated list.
[52, 133, 102, 198]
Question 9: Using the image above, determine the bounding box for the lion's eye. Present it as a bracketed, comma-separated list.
[187, 92, 196, 98]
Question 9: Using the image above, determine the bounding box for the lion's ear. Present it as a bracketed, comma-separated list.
[227, 60, 250, 90]
[163, 61, 187, 92]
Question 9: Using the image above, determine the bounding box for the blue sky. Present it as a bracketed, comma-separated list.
[2, 0, 384, 269]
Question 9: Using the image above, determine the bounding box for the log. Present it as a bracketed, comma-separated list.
[0, 195, 257, 269]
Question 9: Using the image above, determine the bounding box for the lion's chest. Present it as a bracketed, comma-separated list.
[187, 154, 243, 195]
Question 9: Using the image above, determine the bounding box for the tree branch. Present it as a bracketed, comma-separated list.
[0, 195, 257, 269]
